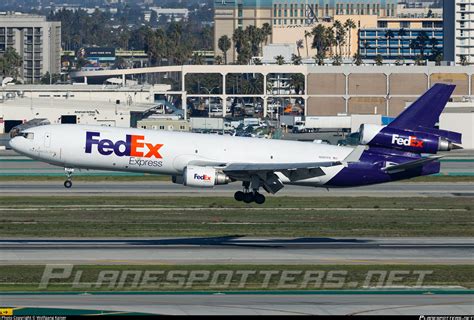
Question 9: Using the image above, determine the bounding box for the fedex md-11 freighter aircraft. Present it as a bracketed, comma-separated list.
[9, 84, 462, 204]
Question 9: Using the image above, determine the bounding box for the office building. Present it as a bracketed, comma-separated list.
[214, 0, 398, 62]
[359, 17, 443, 61]
[443, 0, 474, 65]
[0, 13, 61, 83]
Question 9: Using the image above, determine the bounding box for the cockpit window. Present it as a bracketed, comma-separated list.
[10, 129, 34, 139]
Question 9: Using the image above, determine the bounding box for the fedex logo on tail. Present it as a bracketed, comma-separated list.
[391, 134, 424, 148]
[194, 173, 212, 181]
[85, 131, 163, 158]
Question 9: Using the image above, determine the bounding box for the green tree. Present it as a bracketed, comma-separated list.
[314, 52, 325, 65]
[261, 23, 272, 46]
[344, 19, 356, 57]
[296, 39, 304, 58]
[218, 35, 232, 65]
[214, 55, 223, 65]
[398, 28, 407, 63]
[332, 54, 342, 66]
[274, 55, 285, 65]
[353, 52, 363, 66]
[291, 53, 302, 65]
[40, 72, 61, 84]
[374, 54, 384, 66]
[311, 24, 327, 56]
[384, 29, 394, 58]
[113, 56, 128, 69]
[459, 55, 468, 66]
[232, 27, 246, 56]
[289, 73, 305, 94]
[192, 52, 205, 65]
[333, 21, 346, 57]
[0, 47, 23, 79]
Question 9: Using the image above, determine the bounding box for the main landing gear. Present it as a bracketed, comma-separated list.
[64, 168, 74, 188]
[234, 181, 266, 204]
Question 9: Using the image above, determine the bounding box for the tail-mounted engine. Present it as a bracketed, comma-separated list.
[359, 124, 462, 154]
[172, 165, 230, 188]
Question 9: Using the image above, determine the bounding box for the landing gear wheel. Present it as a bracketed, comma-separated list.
[254, 193, 265, 205]
[243, 192, 254, 203]
[63, 167, 74, 189]
[234, 191, 245, 201]
[64, 180, 72, 188]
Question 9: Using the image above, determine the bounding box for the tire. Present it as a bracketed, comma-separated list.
[64, 180, 72, 188]
[254, 193, 266, 205]
[243, 192, 254, 203]
[234, 191, 245, 201]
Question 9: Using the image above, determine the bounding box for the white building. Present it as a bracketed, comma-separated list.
[0, 13, 61, 83]
[444, 0, 474, 65]
[0, 84, 172, 133]
[149, 8, 189, 22]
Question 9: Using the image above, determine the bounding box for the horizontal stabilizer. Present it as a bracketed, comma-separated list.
[382, 155, 443, 174]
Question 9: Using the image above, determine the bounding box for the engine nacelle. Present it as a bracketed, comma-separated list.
[359, 124, 457, 154]
[181, 165, 230, 188]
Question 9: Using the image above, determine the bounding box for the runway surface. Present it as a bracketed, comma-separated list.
[1, 237, 473, 265]
[1, 181, 474, 197]
[1, 293, 473, 315]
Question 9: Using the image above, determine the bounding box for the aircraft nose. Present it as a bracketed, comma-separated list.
[9, 136, 27, 153]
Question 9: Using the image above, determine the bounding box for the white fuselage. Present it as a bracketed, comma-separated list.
[9, 124, 354, 186]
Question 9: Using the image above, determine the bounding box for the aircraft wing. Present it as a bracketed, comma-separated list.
[382, 155, 443, 174]
[221, 161, 341, 192]
[222, 161, 340, 172]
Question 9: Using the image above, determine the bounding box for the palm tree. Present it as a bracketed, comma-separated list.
[344, 19, 356, 57]
[214, 55, 223, 65]
[410, 39, 420, 61]
[374, 54, 383, 66]
[384, 29, 394, 58]
[416, 31, 429, 60]
[289, 73, 305, 95]
[311, 24, 327, 55]
[291, 53, 302, 65]
[325, 26, 336, 56]
[353, 52, 363, 66]
[332, 54, 342, 66]
[314, 52, 325, 65]
[398, 28, 407, 63]
[232, 28, 246, 56]
[304, 30, 312, 57]
[296, 39, 304, 57]
[218, 35, 231, 64]
[460, 55, 468, 66]
[428, 37, 439, 60]
[333, 21, 345, 56]
[261, 23, 272, 45]
[274, 55, 285, 65]
[362, 39, 370, 58]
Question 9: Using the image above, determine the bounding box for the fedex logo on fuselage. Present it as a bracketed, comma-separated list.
[391, 134, 424, 148]
[194, 173, 211, 181]
[85, 131, 163, 158]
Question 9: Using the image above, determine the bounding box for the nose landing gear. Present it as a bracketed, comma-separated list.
[64, 168, 74, 188]
[234, 181, 266, 204]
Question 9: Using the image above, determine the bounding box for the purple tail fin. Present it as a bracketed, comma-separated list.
[388, 83, 456, 131]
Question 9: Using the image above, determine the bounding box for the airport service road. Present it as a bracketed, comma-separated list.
[1, 237, 472, 265]
[0, 181, 473, 197]
[1, 293, 472, 315]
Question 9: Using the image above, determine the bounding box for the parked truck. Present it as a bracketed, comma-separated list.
[292, 116, 351, 133]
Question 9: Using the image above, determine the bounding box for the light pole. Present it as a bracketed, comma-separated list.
[201, 86, 219, 118]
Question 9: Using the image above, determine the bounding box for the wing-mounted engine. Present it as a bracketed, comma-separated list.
[172, 165, 230, 188]
[358, 124, 462, 154]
